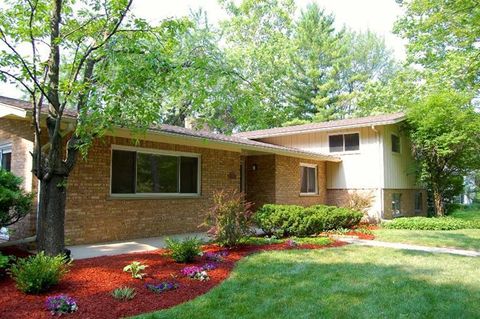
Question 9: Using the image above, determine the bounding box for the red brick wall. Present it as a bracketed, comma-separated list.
[0, 118, 36, 239]
[64, 136, 241, 244]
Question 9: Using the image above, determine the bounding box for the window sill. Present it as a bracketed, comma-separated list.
[108, 194, 202, 200]
[329, 151, 360, 156]
[299, 193, 320, 197]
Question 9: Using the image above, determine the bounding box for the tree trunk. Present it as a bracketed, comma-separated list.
[433, 188, 444, 217]
[37, 174, 67, 256]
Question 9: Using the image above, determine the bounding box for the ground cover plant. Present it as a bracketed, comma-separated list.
[133, 246, 480, 319]
[46, 295, 78, 315]
[0, 239, 341, 318]
[112, 287, 136, 301]
[382, 216, 480, 230]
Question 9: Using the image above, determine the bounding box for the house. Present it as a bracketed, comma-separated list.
[0, 96, 426, 245]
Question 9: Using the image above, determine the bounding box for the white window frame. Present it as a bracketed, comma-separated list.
[0, 143, 12, 171]
[391, 133, 401, 154]
[300, 163, 318, 196]
[110, 144, 201, 198]
[327, 132, 360, 154]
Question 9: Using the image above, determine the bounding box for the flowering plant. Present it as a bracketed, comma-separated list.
[286, 239, 299, 247]
[181, 266, 210, 281]
[202, 262, 218, 271]
[203, 251, 228, 262]
[46, 295, 78, 315]
[146, 282, 179, 293]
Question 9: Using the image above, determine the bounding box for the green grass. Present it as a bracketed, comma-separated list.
[374, 229, 480, 251]
[132, 246, 480, 319]
[449, 204, 480, 222]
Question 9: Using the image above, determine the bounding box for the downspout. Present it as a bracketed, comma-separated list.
[371, 125, 384, 222]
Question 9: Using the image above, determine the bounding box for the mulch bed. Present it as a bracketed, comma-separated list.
[0, 240, 347, 319]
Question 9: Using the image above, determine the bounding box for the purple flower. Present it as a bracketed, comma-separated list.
[181, 266, 203, 277]
[46, 295, 78, 315]
[146, 282, 179, 293]
[204, 251, 228, 262]
[202, 263, 218, 271]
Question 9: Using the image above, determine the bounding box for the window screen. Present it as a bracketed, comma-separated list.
[329, 135, 344, 153]
[111, 150, 136, 194]
[344, 133, 360, 151]
[300, 166, 317, 194]
[392, 134, 400, 153]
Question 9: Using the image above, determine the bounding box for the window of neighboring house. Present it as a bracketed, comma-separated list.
[0, 144, 12, 172]
[329, 133, 360, 153]
[392, 134, 401, 153]
[392, 193, 402, 216]
[415, 192, 423, 214]
[111, 148, 200, 195]
[300, 164, 317, 194]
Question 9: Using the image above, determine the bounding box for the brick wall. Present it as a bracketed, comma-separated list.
[383, 189, 427, 219]
[0, 118, 36, 239]
[64, 136, 241, 244]
[245, 155, 276, 210]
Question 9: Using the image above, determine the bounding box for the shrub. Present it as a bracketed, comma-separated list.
[9, 252, 70, 294]
[0, 252, 10, 269]
[165, 237, 201, 263]
[343, 191, 374, 214]
[111, 286, 136, 301]
[201, 189, 254, 247]
[254, 204, 363, 237]
[0, 169, 32, 228]
[46, 295, 78, 315]
[383, 217, 480, 230]
[123, 261, 148, 279]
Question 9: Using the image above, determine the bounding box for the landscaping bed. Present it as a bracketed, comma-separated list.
[0, 239, 345, 319]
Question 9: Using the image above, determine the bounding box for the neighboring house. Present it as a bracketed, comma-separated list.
[0, 96, 426, 245]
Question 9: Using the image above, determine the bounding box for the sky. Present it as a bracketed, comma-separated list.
[0, 0, 406, 98]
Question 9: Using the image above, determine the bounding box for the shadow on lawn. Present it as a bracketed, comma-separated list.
[135, 249, 480, 319]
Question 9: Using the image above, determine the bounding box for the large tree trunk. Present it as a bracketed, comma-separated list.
[433, 188, 444, 217]
[37, 174, 68, 256]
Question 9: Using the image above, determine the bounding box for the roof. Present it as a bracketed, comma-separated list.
[0, 95, 340, 162]
[0, 95, 78, 117]
[234, 112, 406, 139]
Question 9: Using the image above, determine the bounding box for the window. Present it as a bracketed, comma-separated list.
[111, 148, 200, 195]
[392, 193, 402, 216]
[414, 192, 423, 213]
[0, 144, 12, 172]
[300, 164, 317, 194]
[391, 134, 401, 153]
[329, 133, 359, 153]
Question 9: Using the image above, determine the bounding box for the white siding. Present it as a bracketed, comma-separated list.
[260, 126, 384, 189]
[382, 124, 418, 189]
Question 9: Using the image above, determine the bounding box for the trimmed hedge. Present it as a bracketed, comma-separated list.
[254, 204, 363, 236]
[383, 217, 480, 231]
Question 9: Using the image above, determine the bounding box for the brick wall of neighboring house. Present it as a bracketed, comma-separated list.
[383, 189, 428, 219]
[0, 118, 36, 240]
[245, 154, 327, 210]
[64, 136, 241, 245]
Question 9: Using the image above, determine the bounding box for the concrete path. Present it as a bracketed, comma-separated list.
[68, 232, 209, 260]
[339, 237, 480, 257]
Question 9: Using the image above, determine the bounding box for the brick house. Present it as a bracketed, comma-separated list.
[0, 96, 426, 245]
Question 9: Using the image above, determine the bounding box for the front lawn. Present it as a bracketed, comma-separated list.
[449, 204, 480, 222]
[373, 229, 480, 251]
[133, 246, 480, 319]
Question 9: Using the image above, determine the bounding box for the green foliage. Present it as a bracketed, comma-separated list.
[9, 252, 70, 294]
[111, 286, 136, 301]
[0, 252, 10, 270]
[202, 190, 254, 247]
[406, 90, 480, 215]
[165, 237, 202, 263]
[255, 204, 363, 236]
[383, 217, 480, 231]
[0, 169, 32, 228]
[123, 261, 148, 279]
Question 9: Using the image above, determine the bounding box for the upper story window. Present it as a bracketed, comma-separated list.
[329, 133, 359, 153]
[391, 134, 401, 153]
[0, 144, 12, 172]
[111, 147, 200, 196]
[300, 164, 317, 195]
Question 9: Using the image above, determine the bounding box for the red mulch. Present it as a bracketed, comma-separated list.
[0, 241, 347, 319]
[344, 231, 375, 240]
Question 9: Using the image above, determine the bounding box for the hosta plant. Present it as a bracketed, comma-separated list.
[123, 261, 148, 279]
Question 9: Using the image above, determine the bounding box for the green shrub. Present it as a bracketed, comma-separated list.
[9, 252, 70, 294]
[0, 252, 10, 270]
[383, 217, 480, 230]
[0, 169, 32, 228]
[165, 237, 201, 263]
[254, 204, 363, 236]
[123, 261, 148, 279]
[111, 286, 136, 301]
[201, 189, 254, 247]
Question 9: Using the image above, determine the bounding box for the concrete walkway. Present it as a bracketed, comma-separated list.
[339, 237, 480, 257]
[68, 232, 208, 259]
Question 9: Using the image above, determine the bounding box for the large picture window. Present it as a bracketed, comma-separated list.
[0, 144, 12, 172]
[329, 133, 359, 153]
[111, 148, 200, 196]
[300, 164, 317, 194]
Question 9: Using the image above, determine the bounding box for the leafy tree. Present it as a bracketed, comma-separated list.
[405, 90, 480, 216]
[0, 0, 186, 255]
[395, 0, 480, 91]
[0, 169, 32, 228]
